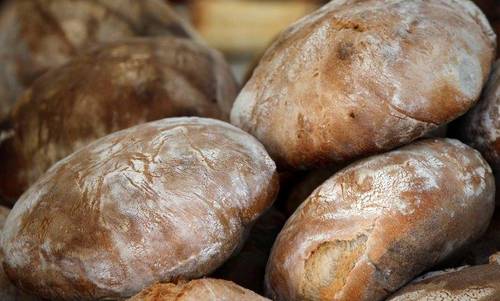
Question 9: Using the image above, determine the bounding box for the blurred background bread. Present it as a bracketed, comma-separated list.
[0, 0, 197, 122]
[0, 37, 237, 203]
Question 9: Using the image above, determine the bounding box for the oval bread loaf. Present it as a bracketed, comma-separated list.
[265, 138, 495, 301]
[1, 117, 278, 300]
[387, 264, 500, 300]
[0, 0, 197, 121]
[128, 279, 271, 301]
[0, 37, 238, 203]
[231, 0, 496, 169]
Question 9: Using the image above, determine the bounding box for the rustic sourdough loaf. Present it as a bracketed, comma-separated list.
[0, 37, 238, 203]
[231, 0, 497, 169]
[1, 117, 278, 300]
[265, 138, 495, 301]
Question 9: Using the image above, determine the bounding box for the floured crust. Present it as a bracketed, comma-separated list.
[265, 138, 495, 301]
[460, 60, 500, 171]
[1, 117, 279, 300]
[0, 0, 198, 121]
[0, 37, 238, 203]
[387, 264, 500, 300]
[231, 0, 496, 169]
[128, 279, 271, 301]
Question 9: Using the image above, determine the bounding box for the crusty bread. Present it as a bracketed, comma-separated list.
[265, 138, 495, 301]
[1, 117, 279, 300]
[0, 37, 238, 203]
[127, 279, 270, 301]
[460, 60, 500, 204]
[231, 0, 496, 169]
[387, 264, 500, 300]
[0, 0, 197, 121]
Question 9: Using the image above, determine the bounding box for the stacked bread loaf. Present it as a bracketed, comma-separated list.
[0, 0, 500, 300]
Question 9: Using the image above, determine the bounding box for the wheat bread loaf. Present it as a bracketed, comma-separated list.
[265, 138, 495, 301]
[1, 117, 278, 300]
[231, 0, 496, 169]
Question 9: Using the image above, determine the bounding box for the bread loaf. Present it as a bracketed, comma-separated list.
[0, 37, 238, 203]
[460, 60, 500, 204]
[0, 0, 197, 121]
[1, 117, 278, 300]
[127, 279, 270, 301]
[0, 206, 40, 301]
[387, 264, 500, 300]
[231, 0, 496, 169]
[265, 138, 495, 301]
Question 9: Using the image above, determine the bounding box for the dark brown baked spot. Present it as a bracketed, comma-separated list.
[337, 42, 355, 61]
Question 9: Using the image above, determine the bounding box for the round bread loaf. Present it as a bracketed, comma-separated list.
[387, 264, 500, 300]
[0, 0, 197, 121]
[231, 0, 496, 169]
[127, 279, 270, 301]
[0, 206, 40, 301]
[0, 37, 238, 203]
[265, 138, 495, 301]
[1, 117, 278, 300]
[460, 60, 500, 200]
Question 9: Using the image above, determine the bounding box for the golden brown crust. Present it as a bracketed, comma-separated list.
[265, 138, 495, 301]
[231, 0, 496, 169]
[0, 37, 238, 203]
[0, 0, 198, 121]
[1, 117, 279, 300]
[387, 264, 500, 300]
[128, 279, 271, 301]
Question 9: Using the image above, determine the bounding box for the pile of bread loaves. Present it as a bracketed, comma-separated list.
[1, 0, 500, 300]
